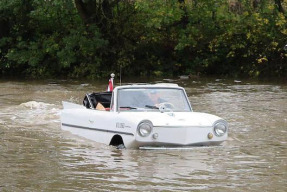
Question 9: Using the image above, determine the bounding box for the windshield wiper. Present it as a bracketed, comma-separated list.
[119, 106, 137, 110]
[145, 105, 159, 109]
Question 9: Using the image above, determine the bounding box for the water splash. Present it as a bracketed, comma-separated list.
[4, 101, 61, 128]
[20, 101, 55, 109]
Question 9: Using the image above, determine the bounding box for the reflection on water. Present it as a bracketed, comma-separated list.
[0, 79, 286, 191]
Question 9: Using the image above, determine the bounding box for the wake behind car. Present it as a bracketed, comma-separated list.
[61, 78, 228, 149]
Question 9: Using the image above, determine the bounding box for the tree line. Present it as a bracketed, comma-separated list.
[0, 0, 286, 79]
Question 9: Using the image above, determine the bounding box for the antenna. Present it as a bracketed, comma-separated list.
[120, 64, 122, 86]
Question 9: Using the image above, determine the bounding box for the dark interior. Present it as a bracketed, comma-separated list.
[83, 92, 112, 109]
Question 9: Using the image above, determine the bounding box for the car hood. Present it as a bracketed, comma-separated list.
[119, 111, 222, 127]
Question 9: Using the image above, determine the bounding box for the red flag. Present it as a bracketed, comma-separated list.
[107, 78, 113, 92]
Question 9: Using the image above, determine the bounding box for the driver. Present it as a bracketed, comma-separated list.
[147, 90, 165, 107]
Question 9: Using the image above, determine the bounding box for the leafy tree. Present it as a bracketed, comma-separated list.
[0, 0, 286, 79]
[0, 0, 107, 78]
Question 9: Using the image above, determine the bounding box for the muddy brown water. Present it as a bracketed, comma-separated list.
[0, 78, 286, 191]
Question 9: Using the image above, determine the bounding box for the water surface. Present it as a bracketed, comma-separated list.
[0, 78, 286, 191]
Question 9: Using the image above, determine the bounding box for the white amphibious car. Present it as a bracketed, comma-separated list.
[61, 84, 228, 149]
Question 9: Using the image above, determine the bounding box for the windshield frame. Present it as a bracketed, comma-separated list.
[116, 86, 192, 112]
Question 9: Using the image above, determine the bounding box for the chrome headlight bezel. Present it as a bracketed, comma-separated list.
[137, 120, 153, 137]
[213, 120, 228, 137]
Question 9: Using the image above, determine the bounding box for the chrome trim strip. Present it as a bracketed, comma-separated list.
[153, 126, 211, 128]
[62, 123, 134, 136]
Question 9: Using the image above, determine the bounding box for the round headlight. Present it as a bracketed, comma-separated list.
[137, 120, 153, 137]
[213, 121, 228, 137]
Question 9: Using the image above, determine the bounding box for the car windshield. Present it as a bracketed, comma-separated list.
[117, 88, 191, 112]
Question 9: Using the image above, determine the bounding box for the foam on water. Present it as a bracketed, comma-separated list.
[20, 101, 55, 109]
[4, 101, 61, 127]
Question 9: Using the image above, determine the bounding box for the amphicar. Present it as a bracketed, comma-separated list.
[61, 78, 228, 149]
